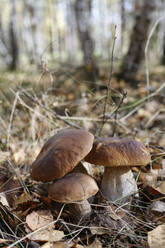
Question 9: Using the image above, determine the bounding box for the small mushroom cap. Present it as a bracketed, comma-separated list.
[31, 129, 94, 182]
[48, 172, 98, 203]
[85, 137, 150, 167]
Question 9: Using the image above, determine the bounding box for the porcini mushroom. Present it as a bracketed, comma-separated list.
[85, 138, 151, 202]
[48, 172, 98, 220]
[30, 129, 94, 182]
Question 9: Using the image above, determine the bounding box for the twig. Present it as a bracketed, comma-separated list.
[10, 89, 129, 134]
[7, 159, 30, 195]
[98, 25, 117, 135]
[19, 88, 81, 129]
[8, 204, 65, 248]
[121, 104, 143, 121]
[6, 91, 19, 148]
[119, 82, 165, 111]
[112, 90, 127, 136]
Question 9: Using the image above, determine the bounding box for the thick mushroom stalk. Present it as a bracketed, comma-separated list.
[85, 137, 151, 203]
[101, 167, 138, 202]
[48, 173, 98, 221]
[67, 200, 91, 221]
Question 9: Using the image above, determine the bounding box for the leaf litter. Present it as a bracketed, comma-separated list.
[0, 67, 165, 247]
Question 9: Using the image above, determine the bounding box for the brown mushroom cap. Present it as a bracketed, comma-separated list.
[48, 173, 98, 203]
[85, 137, 150, 167]
[31, 129, 94, 182]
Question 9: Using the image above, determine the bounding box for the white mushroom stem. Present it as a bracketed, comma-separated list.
[67, 199, 91, 221]
[101, 166, 138, 202]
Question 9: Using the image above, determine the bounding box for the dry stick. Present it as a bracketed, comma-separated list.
[8, 204, 65, 248]
[112, 90, 127, 136]
[0, 207, 24, 248]
[98, 26, 117, 136]
[7, 159, 30, 195]
[6, 91, 19, 147]
[19, 88, 81, 129]
[10, 88, 53, 124]
[6, 90, 30, 194]
[119, 81, 165, 111]
[121, 105, 143, 122]
[11, 89, 129, 134]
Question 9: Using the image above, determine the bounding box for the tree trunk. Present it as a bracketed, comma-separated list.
[9, 0, 19, 70]
[161, 33, 165, 65]
[74, 0, 98, 83]
[119, 0, 155, 85]
[120, 0, 126, 55]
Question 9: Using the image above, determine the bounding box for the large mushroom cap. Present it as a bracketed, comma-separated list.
[31, 129, 94, 182]
[48, 172, 98, 203]
[85, 137, 150, 167]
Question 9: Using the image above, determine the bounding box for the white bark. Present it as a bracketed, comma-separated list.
[101, 166, 138, 203]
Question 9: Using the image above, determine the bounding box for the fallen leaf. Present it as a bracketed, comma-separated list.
[2, 178, 20, 207]
[15, 200, 39, 213]
[148, 224, 165, 248]
[12, 150, 25, 165]
[150, 201, 165, 213]
[15, 191, 32, 205]
[156, 182, 165, 194]
[25, 210, 64, 242]
[28, 229, 65, 242]
[0, 151, 9, 163]
[0, 238, 11, 243]
[90, 226, 109, 235]
[158, 159, 165, 178]
[0, 192, 9, 207]
[26, 210, 54, 231]
[41, 242, 70, 248]
[140, 186, 164, 202]
[139, 172, 157, 187]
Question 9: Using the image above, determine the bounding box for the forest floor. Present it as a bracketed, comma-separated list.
[0, 64, 165, 247]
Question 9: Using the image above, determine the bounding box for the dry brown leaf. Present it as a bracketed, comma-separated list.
[0, 151, 10, 163]
[26, 210, 54, 231]
[156, 182, 165, 195]
[159, 134, 165, 146]
[41, 242, 70, 248]
[0, 238, 11, 243]
[158, 159, 165, 178]
[2, 178, 20, 207]
[0, 192, 9, 207]
[148, 224, 165, 248]
[152, 163, 162, 170]
[25, 210, 64, 242]
[28, 229, 65, 242]
[52, 242, 70, 248]
[90, 226, 109, 235]
[12, 150, 25, 165]
[139, 172, 158, 187]
[15, 191, 32, 205]
[142, 186, 164, 201]
[137, 108, 151, 120]
[14, 191, 37, 215]
[150, 201, 165, 213]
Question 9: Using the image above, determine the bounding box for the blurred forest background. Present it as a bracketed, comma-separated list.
[0, 0, 165, 78]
